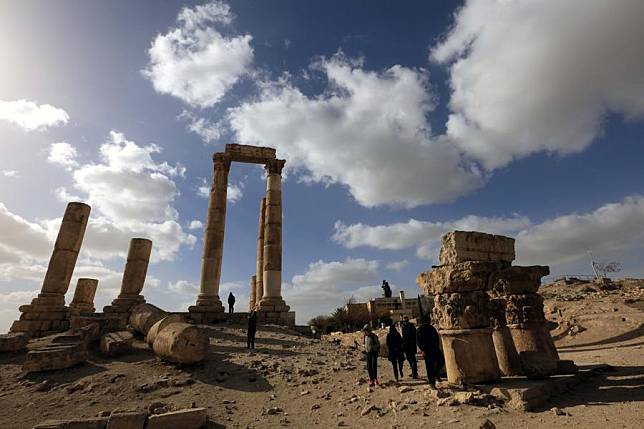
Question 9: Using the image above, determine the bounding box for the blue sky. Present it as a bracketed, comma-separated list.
[1, 0, 644, 328]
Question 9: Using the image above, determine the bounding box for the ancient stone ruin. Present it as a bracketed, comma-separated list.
[188, 144, 294, 326]
[417, 230, 574, 384]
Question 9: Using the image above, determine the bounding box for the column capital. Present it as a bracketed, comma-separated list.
[213, 152, 232, 172]
[265, 159, 286, 175]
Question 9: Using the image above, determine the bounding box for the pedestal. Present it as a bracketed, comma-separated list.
[440, 328, 501, 384]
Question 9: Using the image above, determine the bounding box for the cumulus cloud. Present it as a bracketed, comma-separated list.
[188, 220, 203, 230]
[333, 214, 531, 260]
[179, 110, 223, 143]
[229, 54, 482, 208]
[2, 170, 19, 178]
[386, 260, 409, 272]
[283, 257, 381, 323]
[334, 195, 644, 276]
[0, 99, 69, 131]
[197, 177, 244, 203]
[48, 142, 78, 170]
[431, 0, 644, 169]
[143, 1, 254, 108]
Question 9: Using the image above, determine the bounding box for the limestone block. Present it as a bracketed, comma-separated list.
[106, 411, 148, 429]
[491, 326, 522, 376]
[505, 294, 545, 325]
[439, 328, 501, 384]
[225, 143, 276, 163]
[100, 331, 134, 357]
[146, 314, 185, 347]
[35, 417, 108, 429]
[0, 332, 29, 352]
[432, 291, 491, 330]
[23, 342, 88, 372]
[129, 303, 167, 336]
[417, 261, 503, 295]
[146, 408, 207, 429]
[490, 265, 549, 295]
[439, 231, 515, 265]
[152, 323, 208, 364]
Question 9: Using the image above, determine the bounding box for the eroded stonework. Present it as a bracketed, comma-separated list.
[432, 291, 491, 330]
[439, 231, 515, 265]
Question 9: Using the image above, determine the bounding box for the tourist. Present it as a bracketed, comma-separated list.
[362, 325, 380, 387]
[228, 292, 236, 314]
[247, 309, 258, 349]
[386, 323, 405, 381]
[416, 315, 445, 388]
[401, 316, 419, 378]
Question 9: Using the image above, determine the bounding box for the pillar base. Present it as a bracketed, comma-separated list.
[103, 294, 146, 314]
[189, 296, 225, 324]
[10, 302, 70, 338]
[492, 326, 522, 376]
[508, 322, 559, 379]
[439, 328, 501, 385]
[256, 296, 290, 313]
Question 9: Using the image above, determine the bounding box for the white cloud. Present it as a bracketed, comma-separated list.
[143, 1, 254, 108]
[54, 187, 82, 202]
[229, 54, 482, 208]
[188, 220, 203, 230]
[386, 260, 409, 272]
[333, 195, 644, 277]
[179, 110, 223, 143]
[431, 0, 644, 169]
[333, 214, 531, 260]
[2, 170, 19, 178]
[283, 257, 381, 323]
[197, 177, 244, 203]
[168, 279, 198, 295]
[48, 142, 78, 170]
[0, 99, 69, 131]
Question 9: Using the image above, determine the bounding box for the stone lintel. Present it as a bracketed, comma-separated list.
[440, 230, 515, 265]
[224, 144, 276, 164]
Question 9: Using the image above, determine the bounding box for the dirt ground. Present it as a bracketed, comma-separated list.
[0, 279, 642, 429]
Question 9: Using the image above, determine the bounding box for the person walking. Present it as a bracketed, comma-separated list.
[401, 316, 418, 378]
[362, 325, 380, 387]
[247, 309, 258, 349]
[416, 316, 445, 388]
[386, 323, 405, 381]
[227, 292, 236, 314]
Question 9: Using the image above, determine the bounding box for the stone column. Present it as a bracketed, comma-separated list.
[108, 238, 153, 309]
[70, 278, 99, 315]
[257, 159, 291, 324]
[11, 202, 91, 337]
[189, 153, 230, 323]
[489, 297, 522, 376]
[399, 291, 407, 309]
[249, 275, 257, 310]
[491, 265, 563, 378]
[255, 197, 266, 304]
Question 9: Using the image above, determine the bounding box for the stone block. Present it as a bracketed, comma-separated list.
[505, 294, 545, 325]
[146, 408, 207, 429]
[432, 291, 491, 330]
[225, 143, 276, 163]
[439, 231, 515, 265]
[35, 417, 108, 429]
[490, 265, 549, 295]
[0, 332, 29, 352]
[417, 261, 503, 294]
[106, 411, 148, 429]
[23, 343, 88, 373]
[492, 326, 522, 376]
[439, 328, 501, 384]
[100, 331, 134, 357]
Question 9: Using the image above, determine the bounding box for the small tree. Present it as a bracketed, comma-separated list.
[592, 261, 622, 278]
[308, 315, 330, 333]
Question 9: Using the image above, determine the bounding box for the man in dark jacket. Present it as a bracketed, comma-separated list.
[401, 316, 418, 378]
[227, 292, 236, 314]
[247, 309, 258, 349]
[386, 324, 405, 381]
[416, 315, 445, 388]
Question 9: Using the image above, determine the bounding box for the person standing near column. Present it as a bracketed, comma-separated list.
[362, 325, 380, 387]
[247, 309, 257, 349]
[401, 316, 419, 378]
[417, 315, 445, 388]
[228, 292, 235, 314]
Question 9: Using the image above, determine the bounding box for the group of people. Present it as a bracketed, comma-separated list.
[362, 315, 445, 388]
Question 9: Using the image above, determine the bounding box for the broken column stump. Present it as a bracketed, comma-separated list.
[129, 303, 167, 337]
[152, 322, 208, 365]
[146, 314, 185, 347]
[99, 331, 134, 357]
[11, 202, 91, 338]
[489, 298, 522, 376]
[69, 278, 98, 315]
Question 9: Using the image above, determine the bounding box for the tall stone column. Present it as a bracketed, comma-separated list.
[255, 197, 266, 304]
[249, 276, 257, 310]
[189, 152, 230, 323]
[257, 159, 292, 325]
[110, 238, 153, 307]
[11, 202, 91, 337]
[70, 278, 99, 315]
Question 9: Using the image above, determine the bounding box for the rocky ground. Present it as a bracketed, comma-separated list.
[0, 278, 642, 429]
